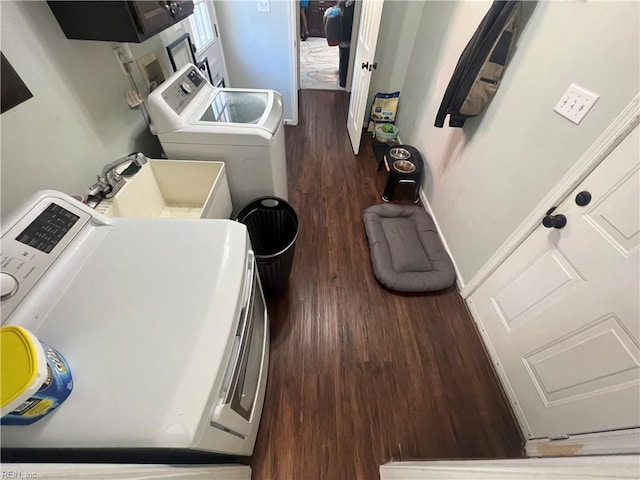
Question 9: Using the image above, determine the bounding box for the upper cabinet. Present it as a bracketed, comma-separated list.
[48, 1, 194, 43]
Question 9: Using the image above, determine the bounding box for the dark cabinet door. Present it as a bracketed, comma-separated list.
[307, 1, 330, 38]
[129, 1, 194, 36]
[129, 1, 172, 35]
[48, 1, 194, 43]
[170, 0, 194, 23]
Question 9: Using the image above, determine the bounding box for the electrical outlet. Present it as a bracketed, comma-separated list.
[257, 0, 270, 13]
[554, 84, 600, 125]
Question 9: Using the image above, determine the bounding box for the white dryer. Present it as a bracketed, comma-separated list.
[1, 191, 269, 457]
[147, 64, 288, 213]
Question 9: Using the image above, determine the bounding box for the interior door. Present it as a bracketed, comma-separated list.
[468, 125, 640, 440]
[346, 0, 384, 154]
[184, 0, 228, 87]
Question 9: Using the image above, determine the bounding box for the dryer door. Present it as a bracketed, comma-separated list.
[212, 252, 268, 437]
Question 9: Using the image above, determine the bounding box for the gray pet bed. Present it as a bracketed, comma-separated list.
[363, 204, 456, 292]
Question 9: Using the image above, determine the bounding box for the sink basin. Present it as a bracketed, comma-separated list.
[96, 159, 232, 219]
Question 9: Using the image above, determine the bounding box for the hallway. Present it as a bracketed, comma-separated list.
[249, 90, 523, 479]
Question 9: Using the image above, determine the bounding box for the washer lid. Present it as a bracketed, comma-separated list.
[188, 88, 283, 137]
[200, 91, 269, 125]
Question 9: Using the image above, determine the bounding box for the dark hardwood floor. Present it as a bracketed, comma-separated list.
[249, 90, 523, 479]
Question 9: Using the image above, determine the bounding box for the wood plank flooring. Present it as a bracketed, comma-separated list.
[249, 90, 523, 479]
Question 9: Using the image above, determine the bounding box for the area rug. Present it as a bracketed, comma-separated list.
[300, 37, 342, 90]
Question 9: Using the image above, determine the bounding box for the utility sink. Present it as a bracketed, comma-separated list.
[96, 159, 232, 219]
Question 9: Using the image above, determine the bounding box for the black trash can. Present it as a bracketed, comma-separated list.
[235, 197, 298, 298]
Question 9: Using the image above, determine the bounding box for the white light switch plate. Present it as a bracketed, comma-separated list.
[257, 0, 270, 12]
[554, 84, 600, 125]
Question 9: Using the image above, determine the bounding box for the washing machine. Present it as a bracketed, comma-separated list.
[1, 191, 269, 457]
[147, 64, 288, 213]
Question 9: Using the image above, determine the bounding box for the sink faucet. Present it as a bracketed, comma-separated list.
[90, 152, 148, 199]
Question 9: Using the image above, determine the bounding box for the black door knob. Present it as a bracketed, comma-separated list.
[543, 214, 567, 229]
[575, 191, 592, 207]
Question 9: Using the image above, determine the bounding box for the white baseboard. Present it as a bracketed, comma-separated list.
[418, 188, 465, 290]
[526, 428, 640, 457]
[401, 131, 464, 289]
[396, 133, 462, 290]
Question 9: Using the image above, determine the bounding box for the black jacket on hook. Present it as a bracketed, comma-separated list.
[435, 1, 522, 128]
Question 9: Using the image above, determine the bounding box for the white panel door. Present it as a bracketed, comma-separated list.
[347, 0, 384, 154]
[469, 125, 640, 440]
[185, 0, 228, 86]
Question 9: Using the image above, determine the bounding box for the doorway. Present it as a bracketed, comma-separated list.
[299, 1, 356, 91]
[183, 0, 228, 88]
[300, 37, 341, 90]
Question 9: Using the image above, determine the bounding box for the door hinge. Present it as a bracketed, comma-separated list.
[214, 23, 218, 38]
[548, 434, 570, 441]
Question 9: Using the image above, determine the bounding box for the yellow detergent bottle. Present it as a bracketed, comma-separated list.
[1, 326, 73, 425]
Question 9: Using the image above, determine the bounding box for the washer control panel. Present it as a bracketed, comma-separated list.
[1, 199, 91, 320]
[161, 68, 208, 115]
[1, 273, 18, 300]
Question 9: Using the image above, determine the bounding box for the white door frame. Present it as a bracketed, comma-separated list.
[294, 0, 362, 95]
[287, 0, 299, 125]
[345, 0, 363, 93]
[347, 0, 385, 154]
[460, 94, 640, 299]
[295, 0, 300, 91]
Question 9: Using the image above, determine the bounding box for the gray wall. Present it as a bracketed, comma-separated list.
[394, 0, 640, 284]
[0, 0, 296, 218]
[366, 1, 425, 122]
[0, 1, 164, 218]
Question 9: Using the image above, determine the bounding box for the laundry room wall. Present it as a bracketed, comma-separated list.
[0, 1, 162, 219]
[365, 0, 425, 124]
[396, 0, 640, 285]
[213, 0, 296, 124]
